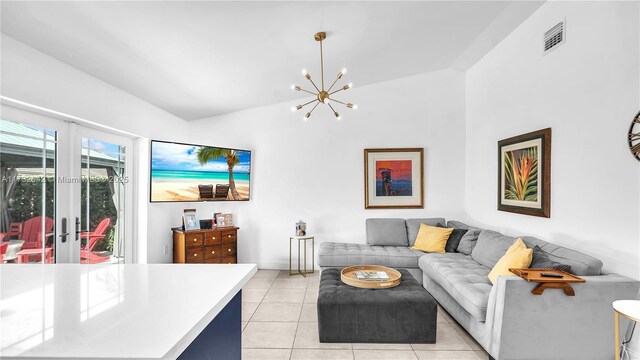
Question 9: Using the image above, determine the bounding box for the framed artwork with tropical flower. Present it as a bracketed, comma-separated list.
[364, 148, 424, 209]
[498, 128, 551, 217]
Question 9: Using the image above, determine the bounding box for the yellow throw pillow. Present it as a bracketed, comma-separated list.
[488, 238, 533, 284]
[412, 224, 454, 254]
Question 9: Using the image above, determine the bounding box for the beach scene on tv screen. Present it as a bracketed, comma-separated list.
[151, 141, 251, 202]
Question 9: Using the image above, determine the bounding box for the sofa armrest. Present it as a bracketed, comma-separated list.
[486, 275, 640, 360]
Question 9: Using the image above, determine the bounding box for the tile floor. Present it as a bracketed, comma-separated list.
[242, 270, 491, 360]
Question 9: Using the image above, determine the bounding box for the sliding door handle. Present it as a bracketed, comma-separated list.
[59, 217, 68, 243]
[75, 217, 81, 241]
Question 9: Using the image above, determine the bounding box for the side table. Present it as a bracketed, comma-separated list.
[613, 300, 640, 360]
[289, 235, 314, 277]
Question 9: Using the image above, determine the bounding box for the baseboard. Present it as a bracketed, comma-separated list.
[240, 259, 317, 271]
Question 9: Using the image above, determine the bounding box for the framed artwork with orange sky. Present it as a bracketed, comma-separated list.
[364, 148, 424, 209]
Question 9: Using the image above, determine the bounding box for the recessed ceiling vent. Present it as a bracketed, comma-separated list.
[544, 20, 565, 53]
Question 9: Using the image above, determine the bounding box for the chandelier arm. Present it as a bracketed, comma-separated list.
[327, 76, 341, 93]
[328, 97, 348, 106]
[308, 101, 320, 116]
[329, 88, 346, 96]
[299, 99, 319, 109]
[327, 103, 342, 119]
[297, 88, 317, 96]
[306, 77, 321, 93]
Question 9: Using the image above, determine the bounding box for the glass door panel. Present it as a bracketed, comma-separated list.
[0, 118, 57, 264]
[1, 102, 133, 265]
[79, 137, 127, 264]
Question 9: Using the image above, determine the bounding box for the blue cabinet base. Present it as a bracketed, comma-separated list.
[178, 290, 242, 360]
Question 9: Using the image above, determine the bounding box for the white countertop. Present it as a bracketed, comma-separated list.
[0, 263, 257, 359]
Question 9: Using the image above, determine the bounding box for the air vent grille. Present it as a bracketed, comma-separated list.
[544, 21, 565, 53]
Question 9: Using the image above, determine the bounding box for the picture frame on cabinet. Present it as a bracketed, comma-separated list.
[182, 208, 200, 230]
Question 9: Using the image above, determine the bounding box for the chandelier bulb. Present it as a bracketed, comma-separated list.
[341, 68, 347, 75]
[302, 69, 308, 75]
[304, 113, 311, 121]
[334, 112, 340, 118]
[353, 104, 358, 110]
[291, 84, 300, 91]
[348, 82, 353, 88]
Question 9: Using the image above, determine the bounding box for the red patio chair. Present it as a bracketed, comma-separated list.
[17, 217, 54, 250]
[80, 218, 111, 264]
[0, 222, 23, 241]
[0, 242, 8, 262]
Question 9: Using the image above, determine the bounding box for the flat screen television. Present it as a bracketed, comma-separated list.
[150, 140, 251, 202]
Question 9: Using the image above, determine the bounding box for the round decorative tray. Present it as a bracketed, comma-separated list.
[341, 265, 402, 289]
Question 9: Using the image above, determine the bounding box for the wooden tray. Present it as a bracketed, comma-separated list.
[509, 268, 585, 296]
[341, 265, 401, 289]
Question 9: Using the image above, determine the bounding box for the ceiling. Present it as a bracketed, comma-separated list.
[1, 1, 543, 120]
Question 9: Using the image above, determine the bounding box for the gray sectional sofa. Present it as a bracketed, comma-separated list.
[318, 218, 640, 360]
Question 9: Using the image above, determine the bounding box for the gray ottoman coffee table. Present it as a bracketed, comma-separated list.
[317, 268, 437, 343]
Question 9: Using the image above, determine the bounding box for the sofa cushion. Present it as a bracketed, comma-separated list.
[366, 218, 409, 246]
[318, 242, 424, 268]
[520, 236, 603, 276]
[530, 245, 572, 273]
[488, 238, 532, 284]
[406, 218, 446, 246]
[412, 224, 453, 254]
[471, 230, 516, 269]
[445, 229, 468, 253]
[447, 220, 482, 255]
[419, 253, 493, 321]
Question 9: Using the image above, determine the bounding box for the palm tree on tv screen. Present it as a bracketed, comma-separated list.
[196, 147, 241, 200]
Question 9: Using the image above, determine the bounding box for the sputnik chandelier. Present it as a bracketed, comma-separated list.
[291, 32, 357, 121]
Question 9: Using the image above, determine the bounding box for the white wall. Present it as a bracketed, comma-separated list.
[188, 69, 467, 269]
[4, 1, 638, 278]
[465, 1, 640, 279]
[1, 34, 190, 263]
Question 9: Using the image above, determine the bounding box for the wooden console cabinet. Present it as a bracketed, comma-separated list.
[173, 227, 239, 264]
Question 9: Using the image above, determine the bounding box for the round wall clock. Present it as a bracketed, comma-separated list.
[630, 111, 640, 161]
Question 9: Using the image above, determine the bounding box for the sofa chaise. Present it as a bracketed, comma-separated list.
[318, 218, 640, 360]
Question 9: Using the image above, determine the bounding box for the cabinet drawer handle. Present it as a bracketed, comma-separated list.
[194, 253, 198, 257]
[212, 236, 216, 240]
[228, 235, 232, 238]
[228, 248, 231, 252]
[193, 238, 198, 242]
[211, 251, 215, 254]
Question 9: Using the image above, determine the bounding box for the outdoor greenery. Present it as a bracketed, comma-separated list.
[9, 176, 117, 252]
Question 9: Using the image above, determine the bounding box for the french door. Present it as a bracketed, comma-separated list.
[0, 101, 133, 264]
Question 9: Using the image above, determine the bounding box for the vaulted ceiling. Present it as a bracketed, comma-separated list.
[1, 1, 543, 120]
